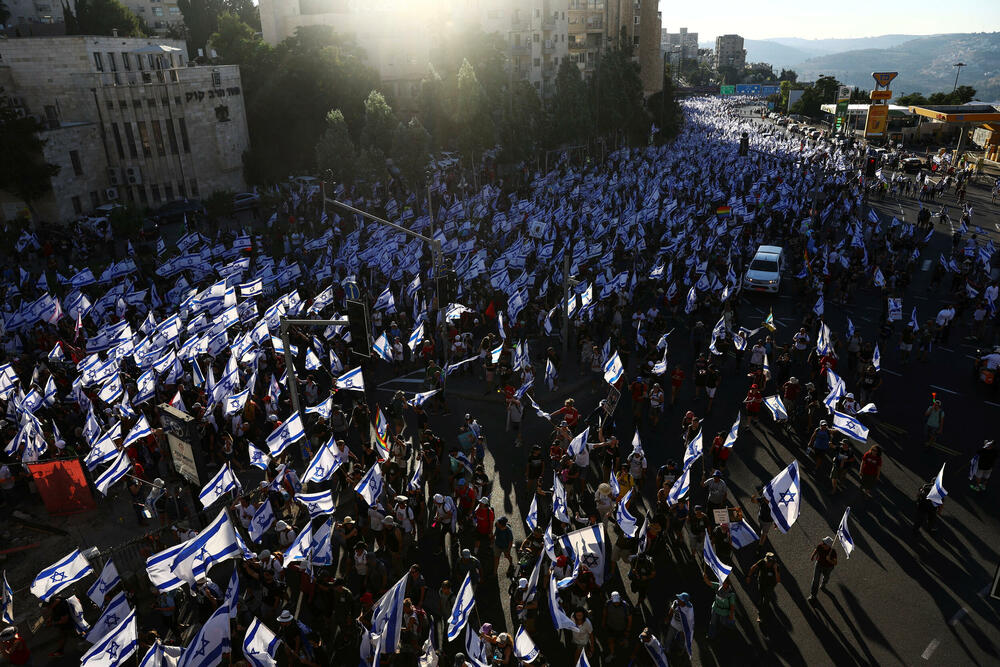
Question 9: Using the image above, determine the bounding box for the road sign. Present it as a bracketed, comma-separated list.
[870, 89, 892, 101]
[344, 280, 360, 300]
[871, 71, 898, 88]
[719, 85, 735, 96]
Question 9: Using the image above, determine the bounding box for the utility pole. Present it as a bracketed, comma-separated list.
[952, 62, 966, 92]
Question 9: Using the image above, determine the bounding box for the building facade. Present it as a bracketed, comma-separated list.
[714, 33, 745, 72]
[662, 27, 698, 58]
[0, 36, 249, 224]
[568, 0, 660, 94]
[1, 0, 182, 35]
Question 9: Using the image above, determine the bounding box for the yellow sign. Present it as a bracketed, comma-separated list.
[865, 103, 889, 137]
[870, 89, 892, 101]
[871, 71, 898, 87]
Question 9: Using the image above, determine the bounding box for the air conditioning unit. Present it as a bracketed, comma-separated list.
[107, 167, 121, 186]
[126, 166, 142, 185]
[105, 187, 119, 200]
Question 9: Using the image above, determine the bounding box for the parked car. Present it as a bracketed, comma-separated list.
[154, 198, 204, 224]
[233, 192, 261, 211]
[901, 157, 924, 174]
[743, 245, 785, 294]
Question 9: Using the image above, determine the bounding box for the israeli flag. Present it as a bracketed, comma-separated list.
[608, 469, 620, 498]
[909, 307, 919, 331]
[248, 501, 275, 544]
[545, 358, 557, 391]
[312, 519, 334, 567]
[514, 626, 540, 663]
[667, 466, 691, 506]
[304, 395, 333, 420]
[98, 374, 124, 404]
[552, 475, 570, 523]
[335, 366, 365, 392]
[832, 410, 868, 442]
[683, 430, 703, 472]
[121, 415, 151, 450]
[603, 351, 624, 385]
[223, 568, 239, 620]
[642, 633, 670, 667]
[763, 395, 788, 422]
[558, 524, 607, 585]
[303, 440, 346, 483]
[284, 523, 313, 569]
[31, 548, 94, 602]
[547, 573, 577, 630]
[178, 602, 231, 667]
[813, 294, 824, 317]
[247, 443, 270, 471]
[2, 571, 13, 623]
[816, 322, 832, 356]
[86, 590, 131, 643]
[171, 509, 241, 585]
[447, 572, 476, 642]
[80, 608, 137, 667]
[762, 461, 801, 533]
[837, 507, 855, 559]
[135, 369, 156, 405]
[370, 573, 409, 654]
[239, 279, 263, 298]
[407, 322, 424, 353]
[873, 267, 885, 288]
[703, 531, 732, 584]
[407, 455, 424, 492]
[372, 333, 393, 363]
[373, 287, 396, 313]
[723, 414, 740, 449]
[146, 541, 189, 592]
[87, 560, 121, 608]
[568, 426, 590, 458]
[139, 640, 182, 667]
[355, 462, 385, 506]
[576, 651, 593, 667]
[224, 387, 250, 417]
[614, 489, 640, 538]
[926, 463, 947, 506]
[95, 451, 133, 496]
[265, 410, 304, 456]
[872, 343, 881, 372]
[728, 519, 760, 549]
[198, 463, 242, 508]
[525, 494, 539, 532]
[242, 617, 280, 667]
[296, 490, 336, 519]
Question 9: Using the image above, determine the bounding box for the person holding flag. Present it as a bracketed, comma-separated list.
[807, 536, 838, 602]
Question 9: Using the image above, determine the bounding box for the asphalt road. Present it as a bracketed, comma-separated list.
[355, 126, 1000, 665]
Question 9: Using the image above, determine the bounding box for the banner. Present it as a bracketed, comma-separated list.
[27, 459, 96, 514]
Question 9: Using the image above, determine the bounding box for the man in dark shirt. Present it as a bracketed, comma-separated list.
[971, 440, 997, 492]
[807, 537, 838, 601]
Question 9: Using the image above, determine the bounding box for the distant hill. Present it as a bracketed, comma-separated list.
[697, 34, 925, 68]
[790, 32, 1000, 101]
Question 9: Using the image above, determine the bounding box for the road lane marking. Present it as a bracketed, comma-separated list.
[921, 260, 932, 271]
[948, 608, 968, 626]
[929, 384, 959, 395]
[881, 369, 903, 376]
[922, 639, 940, 660]
[938, 346, 955, 352]
[984, 401, 1000, 408]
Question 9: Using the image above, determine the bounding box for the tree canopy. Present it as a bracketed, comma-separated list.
[63, 0, 146, 37]
[0, 102, 61, 215]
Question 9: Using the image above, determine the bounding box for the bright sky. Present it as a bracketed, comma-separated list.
[660, 0, 1000, 41]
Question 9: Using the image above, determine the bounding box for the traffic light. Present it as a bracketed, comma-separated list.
[437, 270, 458, 304]
[865, 157, 877, 178]
[345, 299, 371, 359]
[738, 132, 749, 156]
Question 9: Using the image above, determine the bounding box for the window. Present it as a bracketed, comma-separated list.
[44, 105, 59, 125]
[175, 96, 182, 106]
[212, 70, 221, 87]
[111, 123, 125, 159]
[147, 98, 156, 108]
[123, 123, 138, 158]
[123, 53, 131, 70]
[151, 184, 161, 202]
[107, 52, 117, 71]
[152, 7, 163, 15]
[70, 150, 82, 176]
[93, 52, 104, 71]
[119, 100, 128, 110]
[534, 33, 540, 42]
[137, 121, 152, 157]
[152, 120, 166, 156]
[72, 196, 83, 215]
[161, 97, 169, 106]
[533, 58, 540, 67]
[169, 6, 179, 13]
[90, 191, 100, 208]
[189, 179, 199, 197]
[178, 118, 190, 153]
[166, 120, 179, 154]
[164, 183, 174, 200]
[132, 99, 142, 108]
[137, 186, 148, 205]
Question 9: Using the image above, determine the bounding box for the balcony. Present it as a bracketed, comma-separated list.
[510, 18, 528, 31]
[543, 40, 556, 54]
[542, 14, 556, 29]
[510, 43, 530, 56]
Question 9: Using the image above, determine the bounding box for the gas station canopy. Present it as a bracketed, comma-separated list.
[907, 104, 1000, 123]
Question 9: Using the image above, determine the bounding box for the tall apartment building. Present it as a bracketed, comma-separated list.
[714, 33, 745, 72]
[127, 0, 185, 34]
[568, 0, 660, 94]
[662, 27, 698, 58]
[0, 36, 250, 224]
[1, 0, 183, 34]
[476, 0, 569, 98]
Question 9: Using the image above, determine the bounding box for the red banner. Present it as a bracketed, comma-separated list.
[27, 459, 96, 515]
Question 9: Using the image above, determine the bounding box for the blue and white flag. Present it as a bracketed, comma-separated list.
[552, 475, 570, 523]
[284, 523, 313, 569]
[567, 426, 590, 458]
[446, 572, 476, 642]
[642, 633, 670, 667]
[525, 495, 539, 532]
[265, 410, 304, 456]
[407, 389, 440, 407]
[926, 463, 947, 506]
[139, 640, 183, 667]
[846, 317, 855, 339]
[513, 626, 539, 664]
[703, 531, 733, 584]
[31, 548, 94, 601]
[80, 608, 137, 667]
[86, 590, 131, 643]
[683, 430, 703, 472]
[224, 387, 250, 417]
[872, 343, 881, 371]
[603, 351, 624, 385]
[303, 440, 345, 483]
[763, 394, 788, 422]
[66, 595, 90, 634]
[87, 559, 121, 608]
[837, 507, 854, 558]
[370, 573, 409, 654]
[667, 466, 690, 506]
[407, 323, 424, 353]
[813, 294, 824, 317]
[547, 574, 577, 630]
[121, 415, 152, 451]
[909, 307, 919, 331]
[198, 463, 242, 508]
[464, 623, 493, 666]
[335, 366, 365, 392]
[372, 333, 393, 363]
[722, 414, 740, 449]
[171, 509, 241, 585]
[761, 461, 801, 533]
[2, 570, 13, 623]
[95, 451, 133, 496]
[614, 489, 640, 538]
[727, 519, 760, 549]
[178, 602, 230, 667]
[239, 279, 263, 298]
[373, 287, 395, 313]
[247, 443, 270, 471]
[873, 267, 885, 288]
[576, 651, 592, 667]
[558, 524, 607, 584]
[242, 617, 280, 667]
[312, 519, 334, 567]
[296, 490, 336, 519]
[832, 410, 868, 442]
[355, 462, 385, 506]
[249, 500, 275, 543]
[224, 565, 239, 619]
[545, 358, 557, 391]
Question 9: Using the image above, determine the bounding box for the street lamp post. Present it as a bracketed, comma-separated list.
[952, 62, 966, 92]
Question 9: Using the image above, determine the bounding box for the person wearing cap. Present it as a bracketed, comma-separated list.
[393, 495, 416, 538]
[456, 548, 482, 587]
[485, 631, 514, 665]
[971, 440, 997, 492]
[0, 626, 30, 666]
[807, 419, 833, 468]
[701, 470, 730, 512]
[664, 593, 695, 656]
[808, 536, 839, 602]
[382, 515, 406, 574]
[275, 520, 295, 549]
[744, 383, 763, 424]
[602, 591, 633, 660]
[472, 497, 495, 555]
[430, 493, 457, 554]
[493, 516, 515, 576]
[924, 398, 945, 448]
[702, 571, 737, 638]
[511, 576, 539, 633]
[746, 552, 782, 623]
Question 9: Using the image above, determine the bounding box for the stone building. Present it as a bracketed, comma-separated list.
[0, 36, 249, 224]
[714, 33, 745, 72]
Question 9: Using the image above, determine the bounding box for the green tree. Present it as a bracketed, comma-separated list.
[647, 66, 683, 143]
[418, 66, 450, 151]
[591, 38, 648, 142]
[209, 13, 264, 65]
[63, 0, 146, 36]
[392, 117, 431, 191]
[498, 80, 542, 163]
[205, 190, 235, 220]
[849, 87, 869, 103]
[177, 0, 223, 58]
[454, 59, 494, 157]
[0, 103, 61, 217]
[547, 59, 591, 147]
[779, 68, 798, 83]
[356, 146, 387, 185]
[0, 2, 11, 25]
[895, 92, 928, 106]
[223, 0, 259, 31]
[360, 90, 398, 156]
[315, 109, 356, 185]
[716, 65, 741, 85]
[790, 75, 841, 118]
[108, 202, 145, 236]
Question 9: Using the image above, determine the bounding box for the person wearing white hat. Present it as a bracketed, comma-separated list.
[602, 591, 633, 661]
[275, 520, 295, 548]
[511, 575, 538, 633]
[431, 493, 456, 554]
[808, 536, 838, 602]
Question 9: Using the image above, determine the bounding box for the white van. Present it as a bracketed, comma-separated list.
[743, 245, 784, 293]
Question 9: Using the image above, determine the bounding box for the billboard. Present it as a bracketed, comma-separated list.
[871, 72, 898, 88]
[28, 459, 96, 515]
[159, 403, 203, 485]
[870, 89, 892, 101]
[734, 84, 762, 96]
[865, 104, 889, 137]
[761, 85, 780, 96]
[719, 85, 735, 96]
[787, 89, 805, 110]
